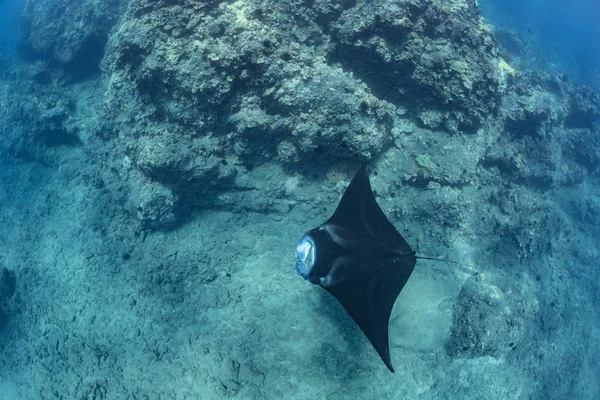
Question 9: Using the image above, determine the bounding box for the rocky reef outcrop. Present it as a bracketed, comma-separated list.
[6, 0, 597, 231]
[19, 0, 125, 78]
[446, 274, 536, 358]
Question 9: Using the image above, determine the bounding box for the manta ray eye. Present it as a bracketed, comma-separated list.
[295, 236, 315, 275]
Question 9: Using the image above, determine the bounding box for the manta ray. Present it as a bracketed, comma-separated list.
[295, 164, 429, 372]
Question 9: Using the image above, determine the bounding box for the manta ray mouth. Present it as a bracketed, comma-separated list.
[295, 235, 315, 276]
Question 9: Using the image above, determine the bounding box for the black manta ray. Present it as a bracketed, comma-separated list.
[295, 164, 419, 372]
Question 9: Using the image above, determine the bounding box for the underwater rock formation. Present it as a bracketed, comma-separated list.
[19, 0, 126, 78]
[482, 73, 600, 188]
[96, 0, 513, 228]
[446, 275, 528, 358]
[5, 0, 598, 230]
[328, 0, 505, 130]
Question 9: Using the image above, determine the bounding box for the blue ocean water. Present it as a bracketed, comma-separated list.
[0, 0, 22, 61]
[481, 0, 600, 90]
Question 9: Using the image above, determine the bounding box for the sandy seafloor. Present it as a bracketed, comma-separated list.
[0, 0, 600, 399]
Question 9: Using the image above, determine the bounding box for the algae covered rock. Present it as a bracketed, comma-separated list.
[102, 0, 394, 163]
[95, 0, 513, 228]
[330, 0, 505, 130]
[132, 179, 179, 230]
[446, 275, 525, 358]
[19, 0, 125, 77]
